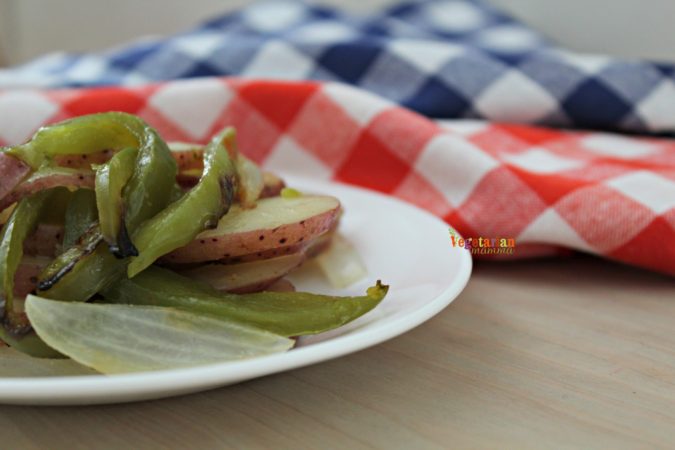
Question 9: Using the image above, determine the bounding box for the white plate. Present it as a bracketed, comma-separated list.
[0, 177, 472, 405]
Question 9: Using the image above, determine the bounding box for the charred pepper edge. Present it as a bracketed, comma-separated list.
[110, 222, 138, 259]
[62, 189, 98, 250]
[94, 147, 139, 258]
[125, 127, 238, 277]
[101, 266, 389, 338]
[0, 190, 55, 326]
[34, 115, 178, 301]
[37, 224, 104, 292]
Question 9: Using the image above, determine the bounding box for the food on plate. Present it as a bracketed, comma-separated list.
[163, 195, 341, 264]
[25, 295, 295, 374]
[0, 112, 386, 373]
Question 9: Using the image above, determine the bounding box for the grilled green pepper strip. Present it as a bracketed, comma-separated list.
[102, 266, 388, 337]
[6, 112, 144, 169]
[122, 132, 178, 232]
[127, 128, 237, 277]
[94, 147, 138, 257]
[37, 119, 177, 301]
[39, 187, 72, 226]
[0, 167, 93, 213]
[0, 190, 63, 357]
[38, 224, 104, 292]
[62, 189, 98, 249]
[0, 328, 61, 358]
[0, 190, 53, 326]
[40, 245, 125, 302]
[11, 112, 177, 224]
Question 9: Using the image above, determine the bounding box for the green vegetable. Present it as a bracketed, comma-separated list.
[0, 190, 54, 327]
[0, 112, 388, 367]
[280, 187, 303, 199]
[39, 245, 125, 302]
[37, 115, 177, 301]
[121, 129, 177, 232]
[6, 112, 177, 232]
[127, 128, 237, 277]
[0, 330, 62, 359]
[94, 147, 138, 257]
[0, 189, 64, 357]
[39, 187, 72, 226]
[62, 189, 98, 249]
[102, 266, 388, 337]
[37, 225, 104, 293]
[26, 295, 293, 374]
[7, 112, 144, 169]
[0, 167, 93, 213]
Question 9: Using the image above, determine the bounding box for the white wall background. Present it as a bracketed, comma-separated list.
[1, 0, 674, 66]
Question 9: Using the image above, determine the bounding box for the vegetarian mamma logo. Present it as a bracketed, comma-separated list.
[449, 229, 516, 255]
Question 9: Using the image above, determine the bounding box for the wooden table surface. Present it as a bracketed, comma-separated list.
[0, 256, 673, 449]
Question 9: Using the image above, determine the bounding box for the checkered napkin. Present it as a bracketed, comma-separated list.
[0, 79, 673, 275]
[2, 0, 675, 134]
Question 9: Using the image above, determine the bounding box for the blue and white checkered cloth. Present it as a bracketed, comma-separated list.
[2, 0, 674, 133]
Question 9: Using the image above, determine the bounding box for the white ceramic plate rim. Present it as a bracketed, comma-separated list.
[0, 179, 472, 404]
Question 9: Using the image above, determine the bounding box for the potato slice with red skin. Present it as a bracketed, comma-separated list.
[0, 170, 94, 212]
[260, 172, 285, 198]
[265, 278, 296, 293]
[213, 243, 307, 264]
[53, 150, 114, 169]
[0, 153, 30, 204]
[24, 224, 60, 257]
[213, 226, 335, 264]
[180, 253, 304, 293]
[24, 223, 64, 257]
[178, 170, 285, 199]
[53, 144, 201, 171]
[12, 173, 288, 259]
[164, 195, 340, 264]
[14, 255, 50, 299]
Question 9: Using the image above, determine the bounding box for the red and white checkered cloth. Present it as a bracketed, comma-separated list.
[1, 78, 673, 275]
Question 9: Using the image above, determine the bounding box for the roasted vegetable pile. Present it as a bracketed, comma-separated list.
[0, 113, 386, 373]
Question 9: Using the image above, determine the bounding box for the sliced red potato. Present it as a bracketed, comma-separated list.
[164, 195, 341, 264]
[0, 153, 31, 209]
[260, 172, 285, 198]
[0, 169, 94, 213]
[181, 253, 304, 293]
[198, 211, 338, 264]
[9, 143, 277, 213]
[54, 144, 203, 171]
[24, 223, 64, 257]
[175, 169, 202, 189]
[177, 169, 284, 201]
[265, 278, 296, 293]
[53, 150, 115, 169]
[168, 142, 204, 171]
[304, 227, 335, 258]
[14, 255, 51, 300]
[215, 243, 307, 264]
[169, 142, 264, 208]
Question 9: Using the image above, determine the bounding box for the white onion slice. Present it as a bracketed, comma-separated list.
[315, 234, 367, 289]
[25, 295, 294, 374]
[236, 154, 264, 208]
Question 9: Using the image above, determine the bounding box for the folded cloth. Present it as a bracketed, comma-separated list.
[0, 79, 673, 274]
[1, 0, 675, 134]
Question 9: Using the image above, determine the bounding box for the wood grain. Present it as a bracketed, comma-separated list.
[0, 256, 672, 449]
